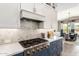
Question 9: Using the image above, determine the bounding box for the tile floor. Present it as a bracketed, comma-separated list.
[62, 38, 79, 56]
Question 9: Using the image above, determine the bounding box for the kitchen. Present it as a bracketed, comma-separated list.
[0, 3, 63, 56]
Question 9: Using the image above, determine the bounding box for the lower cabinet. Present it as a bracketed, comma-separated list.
[49, 39, 63, 56]
[13, 39, 63, 56]
[33, 39, 63, 56]
[49, 41, 56, 56]
[32, 48, 50, 56]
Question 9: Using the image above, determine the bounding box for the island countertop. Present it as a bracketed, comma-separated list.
[45, 36, 63, 43]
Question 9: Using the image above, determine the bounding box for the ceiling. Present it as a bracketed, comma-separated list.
[56, 3, 79, 12]
[57, 3, 79, 21]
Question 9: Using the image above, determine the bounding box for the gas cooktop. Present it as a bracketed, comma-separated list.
[19, 38, 48, 48]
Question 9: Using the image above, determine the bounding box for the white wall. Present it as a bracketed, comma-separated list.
[0, 3, 20, 28]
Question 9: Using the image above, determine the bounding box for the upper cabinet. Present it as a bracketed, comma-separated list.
[21, 3, 45, 22]
[21, 3, 44, 15]
[36, 4, 57, 30]
[21, 3, 34, 12]
[35, 3, 44, 15]
[0, 3, 20, 28]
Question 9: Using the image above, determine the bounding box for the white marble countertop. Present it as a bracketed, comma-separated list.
[0, 36, 63, 56]
[45, 36, 63, 43]
[0, 42, 24, 56]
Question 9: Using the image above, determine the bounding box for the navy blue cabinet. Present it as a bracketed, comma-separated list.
[49, 39, 63, 56]
[32, 47, 50, 56]
[49, 40, 57, 56]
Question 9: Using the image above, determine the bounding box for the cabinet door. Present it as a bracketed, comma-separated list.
[55, 39, 63, 55]
[21, 3, 34, 12]
[36, 3, 57, 29]
[33, 48, 49, 56]
[49, 46, 56, 56]
[57, 39, 63, 51]
[49, 41, 57, 56]
[49, 40, 63, 56]
[35, 3, 44, 15]
[21, 3, 45, 16]
[39, 48, 50, 56]
[59, 39, 63, 52]
[0, 3, 20, 28]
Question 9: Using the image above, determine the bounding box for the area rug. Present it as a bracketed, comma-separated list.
[64, 39, 79, 46]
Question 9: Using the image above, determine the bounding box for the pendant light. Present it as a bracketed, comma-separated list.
[67, 11, 70, 34]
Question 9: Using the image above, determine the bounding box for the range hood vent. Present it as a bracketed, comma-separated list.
[21, 9, 45, 22]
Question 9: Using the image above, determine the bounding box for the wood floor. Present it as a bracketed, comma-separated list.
[62, 41, 79, 56]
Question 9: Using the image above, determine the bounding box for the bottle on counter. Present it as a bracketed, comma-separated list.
[47, 31, 50, 38]
[47, 31, 54, 39]
[54, 30, 56, 35]
[41, 33, 45, 38]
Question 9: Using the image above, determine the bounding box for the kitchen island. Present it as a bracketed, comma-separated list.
[0, 36, 63, 56]
[46, 36, 63, 56]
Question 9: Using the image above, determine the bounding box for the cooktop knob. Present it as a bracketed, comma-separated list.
[32, 48, 35, 53]
[45, 45, 49, 48]
[42, 45, 48, 49]
[36, 47, 40, 51]
[40, 46, 43, 49]
[27, 51, 31, 55]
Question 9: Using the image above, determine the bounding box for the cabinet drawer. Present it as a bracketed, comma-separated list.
[33, 48, 49, 56]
